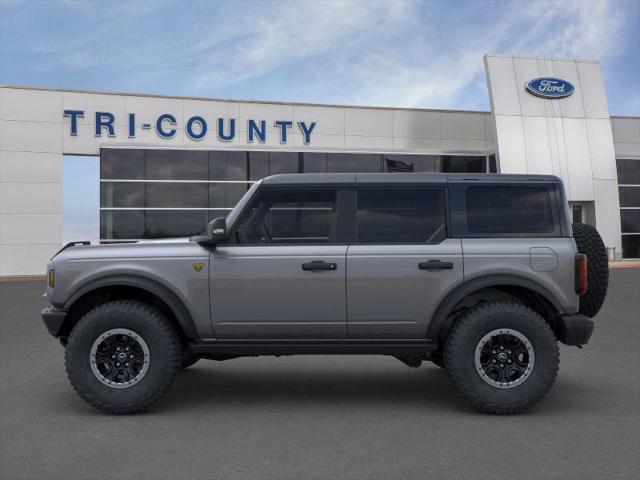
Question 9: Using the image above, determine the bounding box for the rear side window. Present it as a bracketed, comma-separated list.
[356, 189, 447, 243]
[466, 186, 556, 235]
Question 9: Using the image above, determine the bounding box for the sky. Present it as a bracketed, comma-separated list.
[1, 0, 639, 242]
[1, 0, 639, 114]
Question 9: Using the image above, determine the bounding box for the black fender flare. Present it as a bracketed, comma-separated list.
[63, 275, 198, 339]
[426, 274, 565, 340]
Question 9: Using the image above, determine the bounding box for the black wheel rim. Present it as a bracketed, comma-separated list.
[90, 329, 150, 389]
[474, 329, 535, 389]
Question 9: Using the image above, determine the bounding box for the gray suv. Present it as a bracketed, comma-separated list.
[42, 173, 609, 414]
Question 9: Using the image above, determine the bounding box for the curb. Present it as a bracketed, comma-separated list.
[609, 261, 640, 269]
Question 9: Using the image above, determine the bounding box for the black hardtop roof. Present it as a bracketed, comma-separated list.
[260, 172, 562, 187]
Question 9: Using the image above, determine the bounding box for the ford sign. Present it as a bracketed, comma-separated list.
[526, 77, 575, 99]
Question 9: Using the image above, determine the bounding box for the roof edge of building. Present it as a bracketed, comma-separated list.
[0, 84, 491, 115]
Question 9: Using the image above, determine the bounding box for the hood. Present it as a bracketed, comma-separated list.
[52, 237, 203, 262]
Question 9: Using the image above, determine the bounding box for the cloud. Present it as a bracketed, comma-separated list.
[2, 0, 637, 114]
[174, 0, 631, 109]
[333, 0, 630, 109]
[187, 1, 414, 92]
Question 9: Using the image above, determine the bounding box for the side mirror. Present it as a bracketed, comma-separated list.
[192, 217, 227, 247]
[209, 217, 227, 243]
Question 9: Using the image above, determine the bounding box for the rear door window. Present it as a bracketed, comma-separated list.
[466, 186, 557, 235]
[356, 189, 447, 243]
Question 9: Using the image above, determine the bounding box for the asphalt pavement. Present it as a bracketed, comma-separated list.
[1, 269, 639, 480]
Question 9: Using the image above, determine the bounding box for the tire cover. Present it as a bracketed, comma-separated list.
[572, 223, 609, 317]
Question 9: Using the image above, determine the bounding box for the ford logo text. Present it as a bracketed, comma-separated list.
[526, 77, 575, 99]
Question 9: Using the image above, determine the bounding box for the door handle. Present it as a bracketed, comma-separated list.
[302, 260, 337, 272]
[419, 260, 453, 271]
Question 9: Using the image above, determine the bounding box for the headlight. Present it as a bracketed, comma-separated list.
[48, 269, 55, 288]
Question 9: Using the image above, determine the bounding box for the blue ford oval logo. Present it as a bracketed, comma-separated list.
[526, 77, 575, 99]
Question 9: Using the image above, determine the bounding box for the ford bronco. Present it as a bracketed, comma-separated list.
[42, 173, 609, 414]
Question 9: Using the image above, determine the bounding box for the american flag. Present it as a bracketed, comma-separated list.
[385, 158, 414, 172]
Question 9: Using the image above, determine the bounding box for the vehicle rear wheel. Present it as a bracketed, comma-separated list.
[572, 223, 609, 317]
[443, 301, 559, 414]
[65, 300, 182, 414]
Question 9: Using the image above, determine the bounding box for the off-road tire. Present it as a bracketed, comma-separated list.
[65, 300, 182, 414]
[572, 223, 609, 317]
[180, 350, 200, 370]
[443, 301, 559, 414]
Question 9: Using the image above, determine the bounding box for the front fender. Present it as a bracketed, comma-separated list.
[63, 274, 199, 339]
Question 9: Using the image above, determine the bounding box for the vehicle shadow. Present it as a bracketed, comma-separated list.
[51, 359, 588, 417]
[156, 361, 472, 414]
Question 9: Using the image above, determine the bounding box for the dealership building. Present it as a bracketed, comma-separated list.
[1, 53, 639, 276]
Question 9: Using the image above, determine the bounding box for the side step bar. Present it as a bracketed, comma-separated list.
[190, 340, 438, 356]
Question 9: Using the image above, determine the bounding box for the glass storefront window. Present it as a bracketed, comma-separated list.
[621, 210, 640, 233]
[442, 155, 486, 173]
[100, 182, 145, 208]
[208, 151, 226, 180]
[147, 150, 208, 180]
[100, 149, 145, 179]
[99, 149, 493, 241]
[100, 210, 145, 239]
[572, 205, 583, 224]
[249, 152, 269, 180]
[616, 159, 640, 258]
[622, 236, 640, 258]
[302, 152, 327, 173]
[208, 150, 248, 180]
[326, 153, 381, 173]
[145, 210, 209, 238]
[208, 183, 226, 209]
[384, 154, 441, 172]
[226, 151, 248, 181]
[269, 152, 299, 175]
[617, 159, 640, 185]
[100, 210, 209, 239]
[146, 182, 208, 208]
[619, 186, 640, 207]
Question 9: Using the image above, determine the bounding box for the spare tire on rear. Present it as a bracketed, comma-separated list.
[572, 223, 609, 317]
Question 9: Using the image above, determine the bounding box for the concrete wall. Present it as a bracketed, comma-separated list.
[1, 88, 64, 276]
[484, 54, 623, 256]
[611, 116, 640, 159]
[0, 86, 492, 275]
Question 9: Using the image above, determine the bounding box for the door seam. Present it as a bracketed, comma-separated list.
[345, 244, 350, 337]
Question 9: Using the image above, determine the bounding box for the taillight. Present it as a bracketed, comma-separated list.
[575, 254, 587, 295]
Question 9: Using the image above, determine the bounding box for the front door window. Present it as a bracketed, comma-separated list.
[234, 190, 337, 245]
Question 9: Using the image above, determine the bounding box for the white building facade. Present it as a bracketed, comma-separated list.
[1, 54, 639, 276]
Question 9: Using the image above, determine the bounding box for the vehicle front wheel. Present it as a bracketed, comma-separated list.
[65, 300, 182, 414]
[443, 301, 559, 414]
